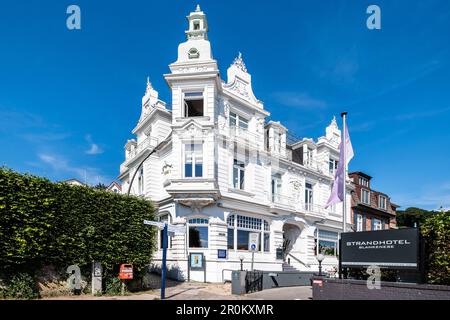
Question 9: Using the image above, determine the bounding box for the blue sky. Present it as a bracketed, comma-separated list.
[0, 1, 449, 210]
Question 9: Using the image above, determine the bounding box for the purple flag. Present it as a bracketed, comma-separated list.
[325, 121, 354, 208]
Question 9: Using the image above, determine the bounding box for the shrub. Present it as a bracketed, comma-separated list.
[105, 277, 125, 296]
[4, 273, 39, 300]
[0, 167, 157, 296]
[421, 211, 450, 285]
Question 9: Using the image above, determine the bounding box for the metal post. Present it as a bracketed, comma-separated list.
[161, 223, 168, 300]
[341, 112, 348, 233]
[318, 261, 322, 276]
[251, 252, 255, 271]
[338, 237, 342, 279]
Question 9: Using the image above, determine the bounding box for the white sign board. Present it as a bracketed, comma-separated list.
[144, 220, 164, 229]
[248, 232, 259, 252]
[143, 220, 186, 235]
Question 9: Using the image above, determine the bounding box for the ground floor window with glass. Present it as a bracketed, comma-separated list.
[315, 229, 339, 256]
[227, 214, 270, 252]
[188, 218, 209, 248]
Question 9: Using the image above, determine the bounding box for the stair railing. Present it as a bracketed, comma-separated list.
[287, 252, 311, 268]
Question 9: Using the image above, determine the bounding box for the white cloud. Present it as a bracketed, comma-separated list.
[37, 153, 109, 185]
[85, 134, 104, 155]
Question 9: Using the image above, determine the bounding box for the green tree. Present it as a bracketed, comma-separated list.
[396, 207, 435, 228]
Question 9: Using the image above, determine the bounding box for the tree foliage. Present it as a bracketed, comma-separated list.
[0, 167, 157, 278]
[421, 211, 450, 285]
[396, 207, 435, 228]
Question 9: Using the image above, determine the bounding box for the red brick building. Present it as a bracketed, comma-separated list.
[349, 172, 399, 231]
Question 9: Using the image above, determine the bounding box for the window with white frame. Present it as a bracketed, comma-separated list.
[378, 195, 387, 210]
[137, 167, 144, 195]
[329, 158, 338, 176]
[183, 92, 204, 117]
[271, 173, 282, 202]
[355, 213, 363, 231]
[188, 218, 209, 248]
[306, 148, 313, 166]
[227, 214, 270, 252]
[229, 112, 248, 131]
[359, 177, 369, 187]
[315, 229, 339, 256]
[361, 189, 370, 204]
[373, 218, 382, 230]
[233, 159, 245, 190]
[184, 143, 203, 178]
[305, 182, 314, 211]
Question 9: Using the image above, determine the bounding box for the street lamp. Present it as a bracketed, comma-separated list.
[316, 253, 325, 277]
[239, 255, 244, 271]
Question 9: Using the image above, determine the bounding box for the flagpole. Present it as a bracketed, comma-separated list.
[341, 112, 348, 233]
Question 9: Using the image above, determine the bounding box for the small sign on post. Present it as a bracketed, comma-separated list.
[248, 233, 259, 271]
[143, 219, 186, 299]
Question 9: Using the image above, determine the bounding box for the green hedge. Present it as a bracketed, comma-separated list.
[0, 167, 157, 279]
[421, 211, 450, 285]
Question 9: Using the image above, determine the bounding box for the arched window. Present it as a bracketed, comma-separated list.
[188, 218, 209, 248]
[227, 214, 270, 252]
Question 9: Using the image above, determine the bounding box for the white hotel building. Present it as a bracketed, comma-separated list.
[118, 6, 352, 282]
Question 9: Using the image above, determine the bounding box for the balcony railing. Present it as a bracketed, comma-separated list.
[228, 126, 261, 146]
[270, 193, 329, 216]
[126, 136, 159, 160]
[271, 193, 293, 206]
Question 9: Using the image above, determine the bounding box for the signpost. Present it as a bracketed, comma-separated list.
[143, 219, 186, 299]
[340, 228, 420, 269]
[248, 233, 259, 271]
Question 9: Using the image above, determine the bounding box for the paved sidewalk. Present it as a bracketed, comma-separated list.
[245, 286, 312, 300]
[43, 283, 312, 300]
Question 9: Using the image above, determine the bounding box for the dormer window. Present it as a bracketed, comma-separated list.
[188, 48, 199, 59]
[184, 91, 203, 117]
[359, 177, 369, 187]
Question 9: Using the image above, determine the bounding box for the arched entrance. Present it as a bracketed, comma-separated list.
[282, 223, 302, 261]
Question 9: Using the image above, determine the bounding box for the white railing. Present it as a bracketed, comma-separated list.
[126, 136, 159, 159]
[271, 193, 293, 206]
[269, 194, 328, 216]
[228, 126, 261, 147]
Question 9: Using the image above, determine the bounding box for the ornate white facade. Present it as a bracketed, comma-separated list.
[118, 6, 352, 282]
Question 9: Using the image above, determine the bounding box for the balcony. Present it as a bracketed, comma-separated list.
[228, 126, 261, 148]
[120, 136, 159, 174]
[165, 178, 219, 207]
[126, 136, 159, 160]
[269, 193, 328, 218]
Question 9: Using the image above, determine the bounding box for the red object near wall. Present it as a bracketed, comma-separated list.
[119, 264, 133, 280]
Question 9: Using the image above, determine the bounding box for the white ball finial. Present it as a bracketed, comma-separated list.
[195, 4, 201, 12]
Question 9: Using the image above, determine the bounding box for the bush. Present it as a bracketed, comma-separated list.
[3, 273, 39, 300]
[421, 211, 450, 285]
[105, 277, 125, 296]
[0, 167, 157, 296]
